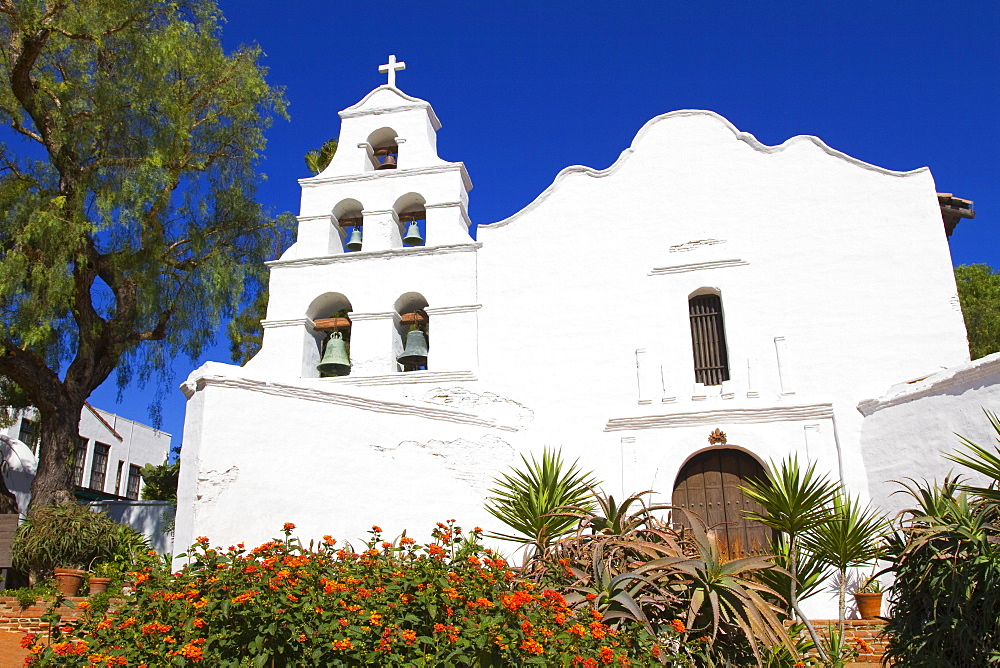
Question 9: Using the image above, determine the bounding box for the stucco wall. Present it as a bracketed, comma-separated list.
[859, 352, 1000, 517]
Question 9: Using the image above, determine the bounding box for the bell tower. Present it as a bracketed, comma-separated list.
[250, 57, 479, 380]
[289, 55, 473, 258]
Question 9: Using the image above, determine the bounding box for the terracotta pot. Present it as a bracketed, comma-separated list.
[854, 591, 883, 619]
[88, 577, 111, 595]
[53, 568, 86, 596]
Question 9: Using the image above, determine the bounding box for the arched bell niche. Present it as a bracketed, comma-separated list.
[393, 193, 427, 248]
[671, 446, 775, 559]
[333, 199, 364, 253]
[306, 292, 353, 378]
[394, 292, 429, 372]
[367, 127, 399, 170]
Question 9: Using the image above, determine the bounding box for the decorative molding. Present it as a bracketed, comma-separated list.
[425, 201, 473, 229]
[603, 403, 835, 431]
[708, 428, 727, 444]
[347, 311, 398, 322]
[480, 109, 928, 232]
[261, 318, 312, 329]
[670, 239, 726, 253]
[296, 215, 333, 223]
[337, 84, 443, 129]
[649, 259, 748, 275]
[179, 372, 510, 429]
[319, 370, 478, 387]
[857, 353, 1000, 416]
[299, 163, 472, 192]
[424, 304, 482, 316]
[266, 242, 481, 269]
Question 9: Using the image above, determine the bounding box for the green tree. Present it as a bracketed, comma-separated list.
[0, 0, 289, 508]
[954, 263, 1000, 359]
[140, 444, 181, 503]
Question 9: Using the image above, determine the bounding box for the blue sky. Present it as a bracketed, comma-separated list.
[87, 0, 999, 451]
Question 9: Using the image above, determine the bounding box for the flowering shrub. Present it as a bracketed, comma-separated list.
[23, 521, 690, 666]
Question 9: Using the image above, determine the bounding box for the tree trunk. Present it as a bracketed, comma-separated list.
[28, 404, 82, 509]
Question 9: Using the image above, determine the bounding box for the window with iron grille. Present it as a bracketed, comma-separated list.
[18, 417, 38, 454]
[90, 442, 110, 491]
[126, 465, 142, 501]
[73, 437, 89, 487]
[689, 293, 730, 386]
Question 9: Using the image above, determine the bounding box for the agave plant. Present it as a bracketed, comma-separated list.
[484, 447, 598, 557]
[647, 509, 795, 663]
[553, 487, 674, 536]
[947, 409, 1000, 503]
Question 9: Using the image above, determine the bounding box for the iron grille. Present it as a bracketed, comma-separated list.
[689, 294, 730, 386]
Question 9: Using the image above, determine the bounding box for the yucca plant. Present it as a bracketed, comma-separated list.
[484, 447, 598, 558]
[801, 492, 888, 659]
[12, 503, 120, 578]
[947, 409, 1000, 503]
[741, 456, 839, 660]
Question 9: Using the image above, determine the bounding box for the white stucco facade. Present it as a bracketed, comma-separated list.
[1, 405, 172, 509]
[176, 76, 994, 617]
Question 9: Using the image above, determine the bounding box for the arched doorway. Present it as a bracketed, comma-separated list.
[671, 448, 774, 559]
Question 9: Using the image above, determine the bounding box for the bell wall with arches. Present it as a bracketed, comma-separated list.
[175, 74, 989, 623]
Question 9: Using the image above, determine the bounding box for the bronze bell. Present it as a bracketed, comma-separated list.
[317, 332, 350, 376]
[346, 226, 363, 251]
[397, 330, 428, 368]
[377, 154, 397, 170]
[402, 219, 424, 246]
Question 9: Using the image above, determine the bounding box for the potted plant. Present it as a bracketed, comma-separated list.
[87, 561, 118, 595]
[11, 503, 119, 595]
[853, 571, 884, 619]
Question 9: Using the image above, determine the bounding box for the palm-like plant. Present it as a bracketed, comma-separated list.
[801, 492, 889, 658]
[484, 447, 598, 557]
[741, 456, 839, 660]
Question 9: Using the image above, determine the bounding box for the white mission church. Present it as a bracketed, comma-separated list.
[175, 58, 1000, 604]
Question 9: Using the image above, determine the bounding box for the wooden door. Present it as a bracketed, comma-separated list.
[671, 449, 774, 559]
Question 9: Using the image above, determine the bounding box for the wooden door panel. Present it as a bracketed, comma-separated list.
[672, 448, 775, 560]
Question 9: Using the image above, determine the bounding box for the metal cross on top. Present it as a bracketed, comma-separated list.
[379, 55, 406, 87]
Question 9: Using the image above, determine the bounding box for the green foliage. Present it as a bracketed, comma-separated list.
[0, 0, 291, 504]
[656, 509, 794, 664]
[22, 521, 686, 666]
[556, 487, 673, 536]
[485, 447, 598, 555]
[139, 459, 179, 503]
[882, 476, 1000, 665]
[947, 409, 1000, 503]
[12, 504, 120, 572]
[3, 580, 57, 609]
[955, 263, 1000, 359]
[305, 137, 339, 175]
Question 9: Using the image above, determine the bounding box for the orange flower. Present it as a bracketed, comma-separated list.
[520, 638, 545, 655]
[371, 525, 382, 533]
[598, 646, 614, 664]
[283, 522, 296, 531]
[591, 609, 604, 620]
[554, 612, 567, 625]
[323, 535, 336, 545]
[401, 629, 417, 644]
[857, 638, 873, 653]
[77, 601, 91, 610]
[192, 618, 206, 629]
[369, 612, 383, 626]
[332, 638, 353, 650]
[670, 618, 685, 634]
[399, 593, 415, 604]
[568, 624, 587, 638]
[590, 621, 607, 640]
[19, 633, 36, 649]
[232, 591, 258, 604]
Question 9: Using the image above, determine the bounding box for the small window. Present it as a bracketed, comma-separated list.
[90, 442, 110, 491]
[689, 293, 730, 386]
[73, 437, 89, 487]
[126, 465, 142, 501]
[18, 417, 38, 454]
[114, 460, 125, 496]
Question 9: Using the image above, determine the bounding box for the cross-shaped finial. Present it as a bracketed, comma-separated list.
[379, 55, 406, 88]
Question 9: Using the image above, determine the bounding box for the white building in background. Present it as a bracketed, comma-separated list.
[1, 404, 172, 511]
[175, 59, 997, 615]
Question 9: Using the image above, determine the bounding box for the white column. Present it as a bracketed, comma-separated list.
[803, 424, 821, 459]
[425, 202, 472, 246]
[660, 363, 676, 403]
[296, 215, 345, 256]
[746, 357, 760, 398]
[635, 349, 651, 405]
[257, 318, 323, 378]
[774, 336, 796, 396]
[423, 305, 480, 371]
[348, 311, 400, 375]
[361, 209, 402, 252]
